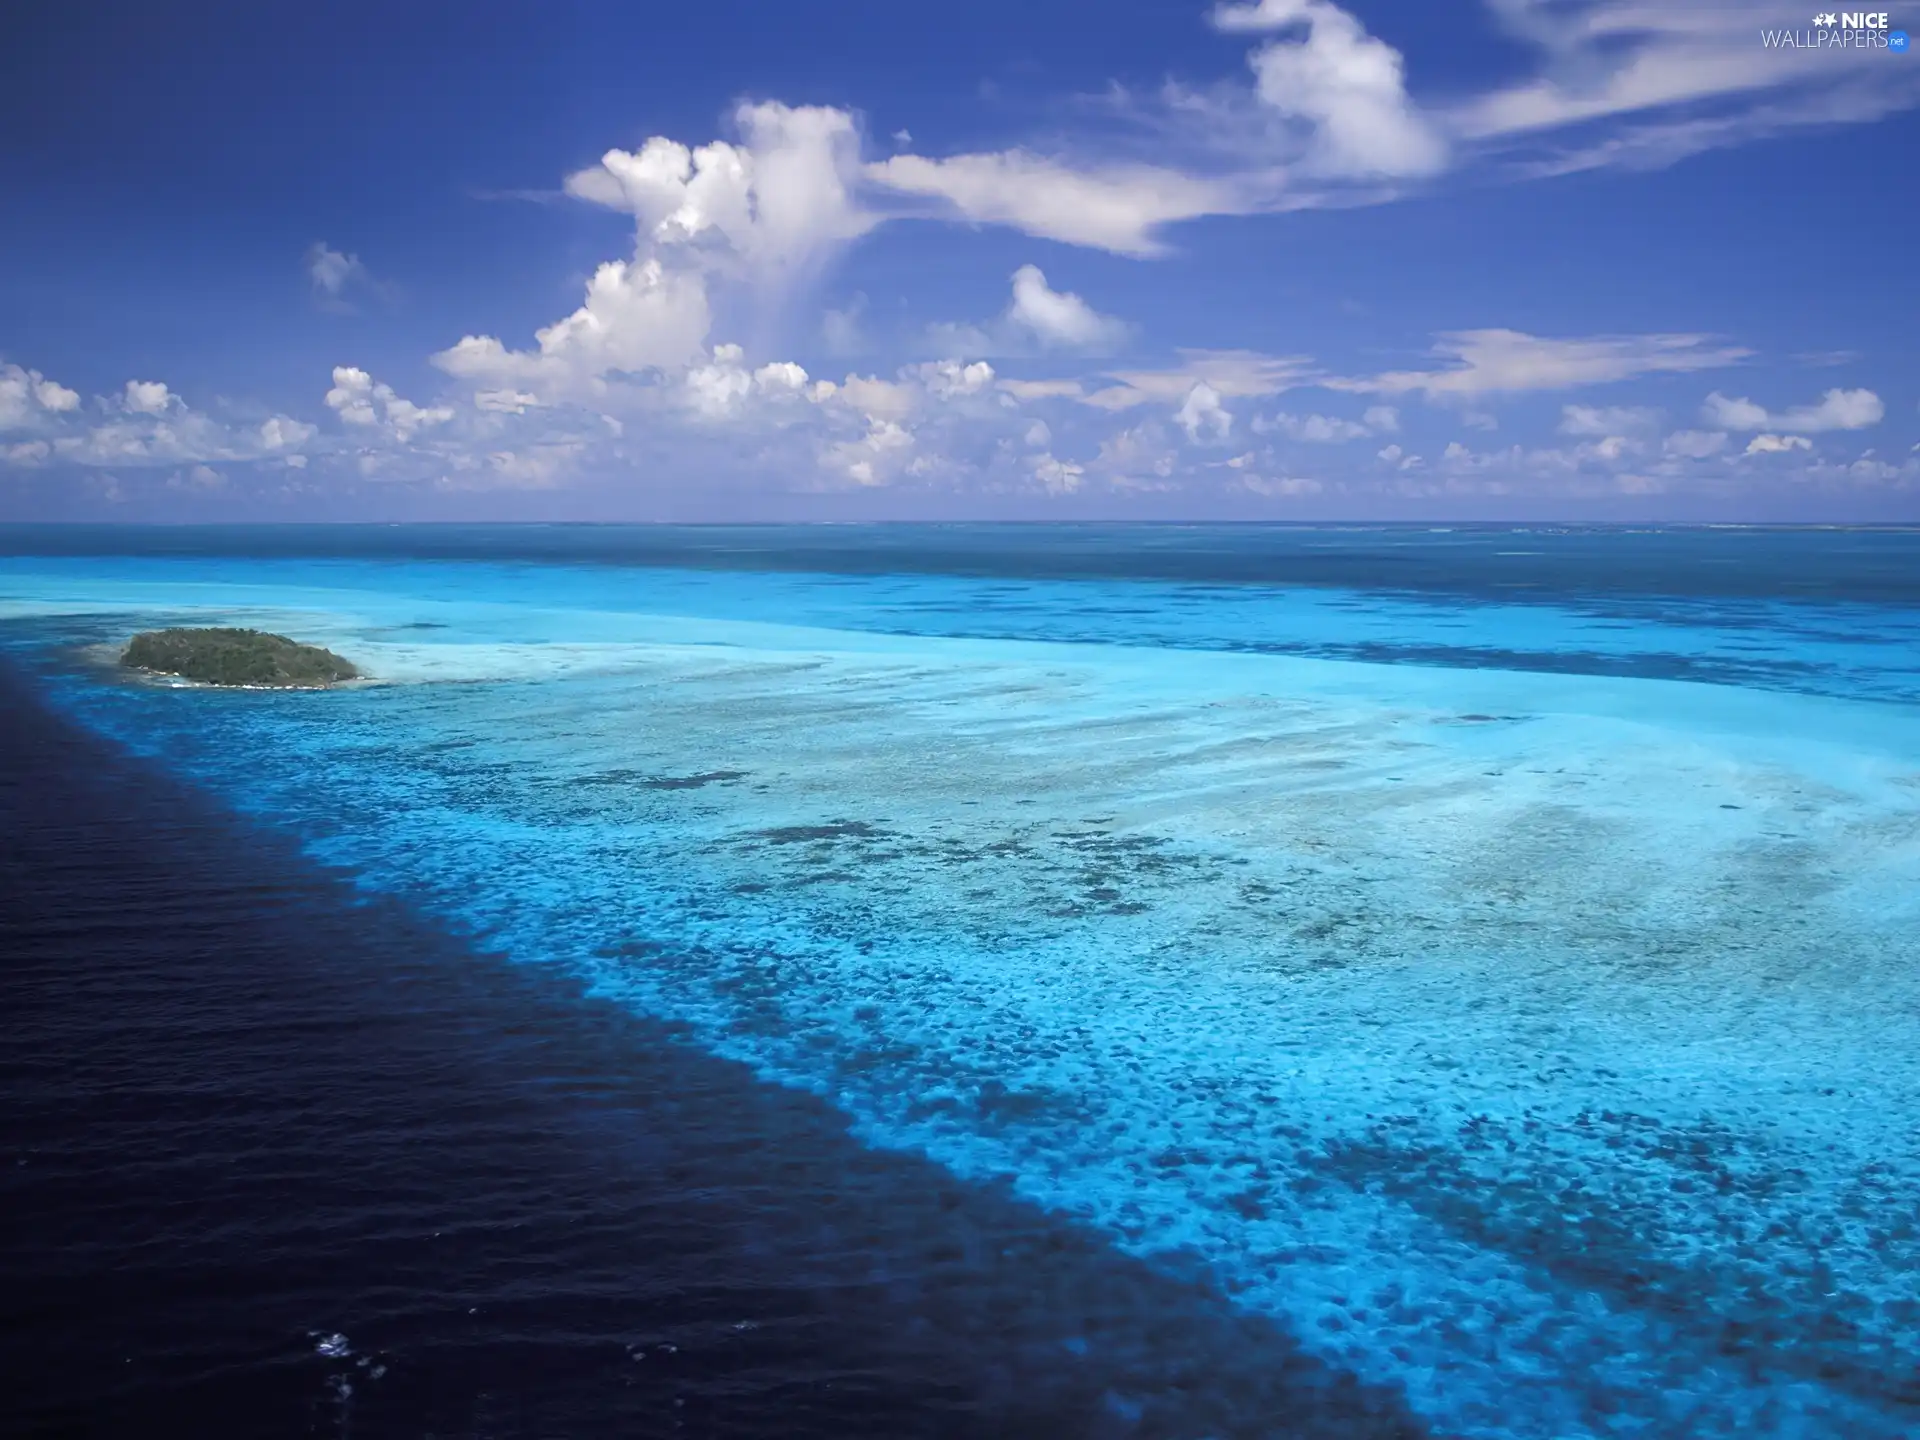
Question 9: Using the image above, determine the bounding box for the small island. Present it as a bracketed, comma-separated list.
[121, 628, 360, 688]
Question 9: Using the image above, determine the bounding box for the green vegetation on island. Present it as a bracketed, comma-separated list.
[121, 628, 359, 687]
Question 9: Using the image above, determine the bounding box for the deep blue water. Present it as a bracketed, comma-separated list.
[2, 525, 1917, 1438]
[0, 662, 1420, 1439]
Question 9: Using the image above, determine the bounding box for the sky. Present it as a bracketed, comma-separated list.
[2, 0, 1916, 522]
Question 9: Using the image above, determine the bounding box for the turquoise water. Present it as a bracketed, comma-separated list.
[4, 528, 1919, 1438]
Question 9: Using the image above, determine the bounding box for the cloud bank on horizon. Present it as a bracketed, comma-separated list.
[2, 0, 1916, 519]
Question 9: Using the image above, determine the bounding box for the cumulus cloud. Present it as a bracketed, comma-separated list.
[1745, 433, 1813, 455]
[436, 258, 712, 392]
[1339, 329, 1749, 399]
[915, 359, 996, 400]
[1701, 387, 1884, 434]
[0, 364, 323, 474]
[1030, 453, 1086, 493]
[564, 101, 873, 294]
[1175, 381, 1233, 442]
[1006, 266, 1129, 350]
[927, 265, 1131, 357]
[442, 103, 876, 404]
[825, 417, 914, 486]
[325, 366, 454, 441]
[259, 416, 317, 450]
[122, 380, 177, 416]
[0, 364, 82, 430]
[166, 463, 227, 492]
[1210, 0, 1447, 178]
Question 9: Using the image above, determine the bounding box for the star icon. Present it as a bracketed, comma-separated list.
[1814, 11, 1837, 23]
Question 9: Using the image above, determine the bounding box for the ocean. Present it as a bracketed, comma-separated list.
[2, 524, 1917, 1438]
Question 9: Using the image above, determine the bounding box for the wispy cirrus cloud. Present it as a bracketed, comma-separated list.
[866, 151, 1244, 259]
[1454, 0, 1920, 177]
[1332, 329, 1751, 400]
[867, 1, 1920, 258]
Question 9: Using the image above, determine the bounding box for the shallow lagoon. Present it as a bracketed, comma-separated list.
[4, 526, 1917, 1438]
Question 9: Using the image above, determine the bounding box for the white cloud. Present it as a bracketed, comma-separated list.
[1006, 265, 1129, 351]
[1561, 403, 1660, 436]
[867, 151, 1241, 258]
[444, 104, 873, 402]
[304, 242, 386, 310]
[1340, 329, 1749, 399]
[928, 265, 1131, 357]
[835, 373, 920, 423]
[1211, 0, 1447, 178]
[877, 3, 1438, 255]
[1175, 381, 1233, 442]
[435, 257, 713, 391]
[825, 417, 915, 486]
[1702, 387, 1884, 434]
[1093, 423, 1180, 483]
[325, 366, 454, 441]
[863, 4, 1913, 266]
[1362, 404, 1399, 433]
[684, 346, 756, 418]
[259, 416, 316, 450]
[1451, 0, 1920, 175]
[1745, 433, 1813, 455]
[4, 368, 318, 471]
[307, 243, 362, 295]
[475, 389, 543, 414]
[754, 360, 810, 393]
[566, 101, 873, 294]
[0, 364, 82, 431]
[123, 380, 177, 416]
[167, 463, 227, 492]
[1084, 349, 1312, 410]
[1030, 452, 1086, 493]
[1257, 411, 1369, 442]
[916, 359, 996, 400]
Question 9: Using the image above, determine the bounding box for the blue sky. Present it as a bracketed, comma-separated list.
[2, 0, 1916, 521]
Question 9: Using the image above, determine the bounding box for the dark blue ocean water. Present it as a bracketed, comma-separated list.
[0, 662, 1421, 1440]
[3, 525, 1918, 1438]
